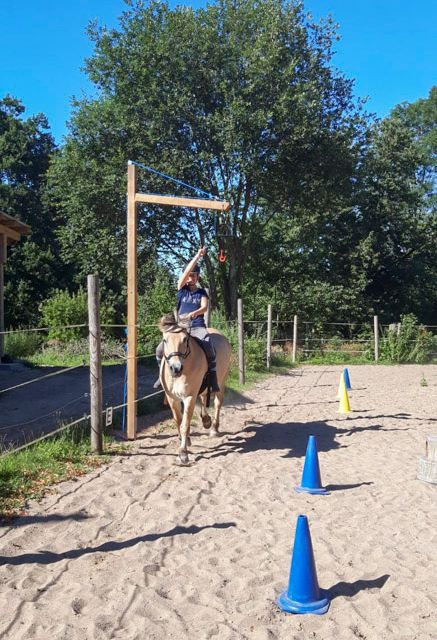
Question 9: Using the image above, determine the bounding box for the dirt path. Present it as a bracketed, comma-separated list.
[0, 365, 436, 640]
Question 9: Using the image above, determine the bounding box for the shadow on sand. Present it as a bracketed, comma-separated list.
[0, 522, 237, 567]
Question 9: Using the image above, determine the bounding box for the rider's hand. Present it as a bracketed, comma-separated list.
[198, 246, 207, 258]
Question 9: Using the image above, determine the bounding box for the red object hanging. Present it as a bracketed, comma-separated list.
[219, 249, 227, 263]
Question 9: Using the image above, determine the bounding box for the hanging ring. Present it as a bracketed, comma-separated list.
[219, 249, 226, 263]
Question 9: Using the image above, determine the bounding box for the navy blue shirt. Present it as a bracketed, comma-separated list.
[177, 286, 208, 328]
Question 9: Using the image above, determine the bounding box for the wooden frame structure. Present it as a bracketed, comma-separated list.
[126, 161, 230, 439]
[0, 211, 31, 360]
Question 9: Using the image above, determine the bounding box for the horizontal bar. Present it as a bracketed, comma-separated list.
[135, 192, 230, 211]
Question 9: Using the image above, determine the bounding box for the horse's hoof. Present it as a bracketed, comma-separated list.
[202, 417, 212, 430]
[179, 450, 190, 465]
[209, 429, 220, 438]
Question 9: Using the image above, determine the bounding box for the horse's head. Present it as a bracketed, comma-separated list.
[158, 312, 191, 377]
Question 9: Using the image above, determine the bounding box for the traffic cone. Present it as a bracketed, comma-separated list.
[277, 515, 330, 615]
[335, 371, 344, 399]
[343, 367, 352, 390]
[338, 379, 351, 414]
[295, 435, 328, 495]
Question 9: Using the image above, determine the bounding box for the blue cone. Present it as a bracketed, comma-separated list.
[343, 367, 352, 390]
[277, 515, 330, 615]
[295, 435, 328, 495]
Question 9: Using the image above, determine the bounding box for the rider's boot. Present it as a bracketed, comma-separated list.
[153, 358, 162, 389]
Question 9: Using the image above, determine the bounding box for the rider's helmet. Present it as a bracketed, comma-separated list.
[190, 264, 201, 274]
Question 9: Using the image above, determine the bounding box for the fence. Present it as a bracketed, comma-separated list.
[2, 283, 436, 456]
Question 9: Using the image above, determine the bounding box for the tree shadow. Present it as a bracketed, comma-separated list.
[0, 522, 237, 567]
[329, 574, 390, 600]
[5, 512, 92, 527]
[194, 418, 398, 462]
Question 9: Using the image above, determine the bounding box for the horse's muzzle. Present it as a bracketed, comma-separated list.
[170, 363, 183, 377]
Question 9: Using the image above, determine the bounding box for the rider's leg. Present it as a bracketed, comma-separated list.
[153, 341, 164, 388]
[191, 328, 220, 392]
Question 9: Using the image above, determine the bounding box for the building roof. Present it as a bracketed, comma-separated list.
[0, 211, 31, 245]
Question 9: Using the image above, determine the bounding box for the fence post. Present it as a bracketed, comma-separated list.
[88, 274, 103, 454]
[266, 304, 272, 370]
[237, 298, 245, 385]
[0, 234, 6, 361]
[292, 314, 298, 363]
[374, 315, 379, 362]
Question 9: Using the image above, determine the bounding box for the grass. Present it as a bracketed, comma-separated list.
[0, 425, 123, 523]
[0, 354, 293, 522]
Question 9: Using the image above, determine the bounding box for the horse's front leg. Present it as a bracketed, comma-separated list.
[167, 395, 183, 438]
[179, 395, 196, 465]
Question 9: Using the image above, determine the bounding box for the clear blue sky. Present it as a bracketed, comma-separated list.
[1, 0, 435, 144]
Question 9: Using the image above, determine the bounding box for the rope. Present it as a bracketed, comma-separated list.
[0, 415, 88, 458]
[129, 160, 219, 201]
[0, 324, 87, 335]
[0, 363, 85, 395]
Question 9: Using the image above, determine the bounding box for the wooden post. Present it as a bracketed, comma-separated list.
[88, 274, 103, 454]
[0, 234, 6, 360]
[266, 304, 272, 370]
[205, 287, 210, 328]
[127, 162, 138, 440]
[237, 298, 245, 385]
[374, 315, 379, 362]
[292, 314, 298, 363]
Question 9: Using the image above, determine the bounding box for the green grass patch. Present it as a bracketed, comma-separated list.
[0, 426, 122, 523]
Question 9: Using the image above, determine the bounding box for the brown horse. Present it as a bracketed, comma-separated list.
[158, 313, 231, 465]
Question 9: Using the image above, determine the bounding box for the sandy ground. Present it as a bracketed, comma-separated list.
[0, 364, 436, 640]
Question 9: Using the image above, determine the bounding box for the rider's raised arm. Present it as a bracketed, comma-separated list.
[177, 247, 206, 290]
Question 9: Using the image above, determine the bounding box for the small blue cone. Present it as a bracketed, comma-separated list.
[295, 435, 328, 495]
[277, 515, 330, 615]
[343, 367, 351, 390]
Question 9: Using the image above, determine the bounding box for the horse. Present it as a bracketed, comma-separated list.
[158, 312, 232, 465]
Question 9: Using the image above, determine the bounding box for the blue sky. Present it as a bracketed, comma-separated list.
[1, 0, 435, 144]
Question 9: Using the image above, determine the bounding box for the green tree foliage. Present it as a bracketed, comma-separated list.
[0, 96, 68, 326]
[48, 0, 366, 318]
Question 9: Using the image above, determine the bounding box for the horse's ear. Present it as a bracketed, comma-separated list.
[159, 311, 177, 333]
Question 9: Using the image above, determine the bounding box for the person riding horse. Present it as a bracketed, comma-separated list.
[154, 246, 220, 392]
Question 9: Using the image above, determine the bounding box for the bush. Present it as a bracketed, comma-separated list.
[210, 310, 266, 371]
[40, 288, 114, 343]
[138, 276, 175, 356]
[379, 314, 435, 363]
[4, 330, 42, 358]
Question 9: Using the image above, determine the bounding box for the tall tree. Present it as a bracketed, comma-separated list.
[49, 0, 366, 318]
[0, 96, 65, 326]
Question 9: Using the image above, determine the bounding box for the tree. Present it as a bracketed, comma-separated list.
[49, 0, 366, 318]
[0, 96, 66, 326]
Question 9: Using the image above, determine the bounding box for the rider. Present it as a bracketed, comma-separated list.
[154, 246, 220, 392]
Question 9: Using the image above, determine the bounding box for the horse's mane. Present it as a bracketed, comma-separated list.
[158, 311, 190, 334]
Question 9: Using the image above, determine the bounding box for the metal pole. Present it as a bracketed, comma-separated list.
[88, 274, 103, 454]
[237, 298, 245, 385]
[374, 315, 379, 362]
[292, 314, 298, 363]
[266, 304, 272, 370]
